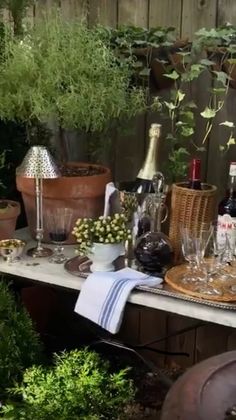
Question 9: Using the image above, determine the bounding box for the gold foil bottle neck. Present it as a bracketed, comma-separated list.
[137, 123, 162, 181]
[149, 123, 161, 139]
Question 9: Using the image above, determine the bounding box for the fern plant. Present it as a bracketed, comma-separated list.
[1, 349, 134, 419]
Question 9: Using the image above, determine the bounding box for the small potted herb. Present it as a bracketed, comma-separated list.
[72, 213, 131, 272]
[0, 152, 21, 239]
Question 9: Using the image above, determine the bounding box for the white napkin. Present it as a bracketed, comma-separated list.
[103, 182, 122, 217]
[74, 267, 163, 334]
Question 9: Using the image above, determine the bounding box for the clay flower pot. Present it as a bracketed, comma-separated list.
[0, 200, 21, 240]
[16, 162, 111, 244]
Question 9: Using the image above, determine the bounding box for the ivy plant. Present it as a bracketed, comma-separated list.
[158, 27, 236, 181]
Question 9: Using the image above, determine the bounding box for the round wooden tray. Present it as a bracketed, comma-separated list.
[165, 264, 236, 302]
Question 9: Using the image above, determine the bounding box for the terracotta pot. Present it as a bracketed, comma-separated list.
[0, 200, 21, 240]
[161, 350, 236, 420]
[16, 162, 112, 244]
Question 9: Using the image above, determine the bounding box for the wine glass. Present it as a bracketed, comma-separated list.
[196, 226, 223, 296]
[181, 223, 213, 283]
[181, 227, 203, 283]
[45, 208, 73, 264]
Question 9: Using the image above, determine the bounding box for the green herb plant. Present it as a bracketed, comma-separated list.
[0, 280, 42, 399]
[0, 15, 147, 160]
[73, 213, 132, 255]
[1, 348, 134, 420]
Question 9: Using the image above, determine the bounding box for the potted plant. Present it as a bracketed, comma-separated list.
[72, 213, 131, 271]
[0, 152, 21, 239]
[0, 348, 134, 419]
[0, 15, 147, 241]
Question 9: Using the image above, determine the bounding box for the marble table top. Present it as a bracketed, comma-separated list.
[0, 227, 236, 329]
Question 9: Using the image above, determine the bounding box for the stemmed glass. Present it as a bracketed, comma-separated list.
[197, 228, 223, 296]
[45, 208, 73, 264]
[181, 227, 203, 283]
[181, 223, 213, 284]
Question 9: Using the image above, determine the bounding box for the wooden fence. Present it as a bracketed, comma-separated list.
[3, 0, 236, 366]
[2, 0, 235, 196]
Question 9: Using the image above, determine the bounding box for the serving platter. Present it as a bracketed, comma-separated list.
[64, 256, 236, 311]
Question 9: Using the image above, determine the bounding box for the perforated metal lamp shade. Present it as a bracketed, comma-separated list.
[16, 146, 61, 179]
[17, 146, 61, 258]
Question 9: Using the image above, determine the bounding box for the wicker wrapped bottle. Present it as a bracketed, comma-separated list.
[169, 175, 217, 263]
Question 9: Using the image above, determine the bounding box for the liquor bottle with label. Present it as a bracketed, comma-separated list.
[188, 158, 202, 190]
[217, 161, 236, 247]
[132, 123, 161, 193]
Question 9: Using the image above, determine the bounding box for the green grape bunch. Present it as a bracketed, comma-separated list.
[72, 213, 132, 255]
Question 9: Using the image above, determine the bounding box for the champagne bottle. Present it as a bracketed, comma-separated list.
[188, 158, 202, 190]
[217, 161, 236, 248]
[132, 123, 161, 193]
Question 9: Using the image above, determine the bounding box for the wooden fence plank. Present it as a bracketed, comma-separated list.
[89, 0, 118, 27]
[165, 315, 197, 368]
[60, 0, 88, 21]
[182, 0, 217, 39]
[118, 0, 148, 27]
[195, 324, 231, 362]
[149, 0, 182, 34]
[217, 0, 236, 25]
[138, 308, 168, 367]
[34, 0, 58, 20]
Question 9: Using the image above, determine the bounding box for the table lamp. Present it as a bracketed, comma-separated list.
[16, 145, 61, 258]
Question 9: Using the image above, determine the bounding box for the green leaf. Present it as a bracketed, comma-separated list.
[227, 136, 236, 147]
[177, 90, 185, 102]
[219, 121, 235, 128]
[180, 126, 194, 137]
[200, 107, 216, 119]
[196, 146, 206, 152]
[200, 58, 214, 66]
[163, 70, 179, 80]
[164, 101, 177, 110]
[227, 58, 236, 65]
[219, 145, 225, 152]
[213, 71, 229, 86]
[139, 67, 151, 76]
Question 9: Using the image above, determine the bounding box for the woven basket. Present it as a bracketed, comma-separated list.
[169, 182, 217, 263]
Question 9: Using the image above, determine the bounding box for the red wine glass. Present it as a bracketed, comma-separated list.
[45, 208, 73, 264]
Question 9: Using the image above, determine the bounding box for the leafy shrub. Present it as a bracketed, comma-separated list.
[1, 349, 134, 419]
[0, 281, 42, 398]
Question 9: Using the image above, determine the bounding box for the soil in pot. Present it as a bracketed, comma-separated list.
[16, 162, 112, 244]
[0, 200, 21, 240]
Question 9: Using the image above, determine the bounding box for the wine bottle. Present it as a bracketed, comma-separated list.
[132, 123, 161, 193]
[217, 161, 236, 247]
[188, 158, 202, 190]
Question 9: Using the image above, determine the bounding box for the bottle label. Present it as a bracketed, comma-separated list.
[217, 214, 236, 247]
[229, 163, 236, 177]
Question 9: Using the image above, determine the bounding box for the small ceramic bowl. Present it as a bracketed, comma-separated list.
[0, 239, 26, 262]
